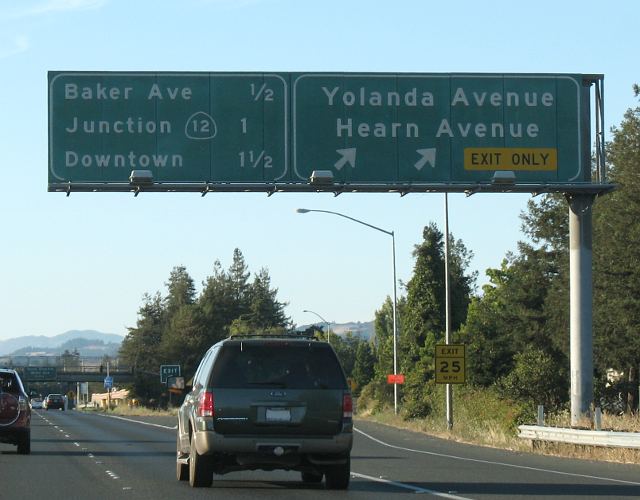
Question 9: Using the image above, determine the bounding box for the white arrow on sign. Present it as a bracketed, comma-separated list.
[415, 148, 437, 170]
[335, 148, 357, 170]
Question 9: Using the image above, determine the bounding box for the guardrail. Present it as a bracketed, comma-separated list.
[518, 425, 640, 449]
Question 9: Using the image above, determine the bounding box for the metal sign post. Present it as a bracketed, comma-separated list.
[106, 361, 111, 410]
[568, 194, 595, 425]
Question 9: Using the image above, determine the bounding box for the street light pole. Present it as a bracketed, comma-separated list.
[444, 193, 453, 430]
[296, 208, 399, 415]
[303, 309, 331, 344]
[391, 231, 398, 415]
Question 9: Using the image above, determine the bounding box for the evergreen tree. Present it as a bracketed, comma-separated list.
[119, 250, 293, 404]
[160, 303, 208, 379]
[402, 223, 474, 368]
[397, 222, 474, 417]
[229, 248, 251, 309]
[592, 87, 640, 412]
[351, 340, 376, 395]
[520, 193, 570, 356]
[119, 293, 166, 401]
[460, 245, 569, 402]
[372, 296, 396, 382]
[164, 265, 196, 317]
[246, 268, 289, 329]
[199, 260, 240, 343]
[120, 292, 165, 370]
[330, 332, 360, 380]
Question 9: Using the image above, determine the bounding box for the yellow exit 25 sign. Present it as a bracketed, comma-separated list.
[464, 148, 557, 171]
[435, 344, 466, 384]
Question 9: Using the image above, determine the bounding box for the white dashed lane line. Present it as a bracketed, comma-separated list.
[34, 411, 133, 491]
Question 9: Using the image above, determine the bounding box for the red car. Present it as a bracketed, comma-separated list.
[0, 369, 31, 454]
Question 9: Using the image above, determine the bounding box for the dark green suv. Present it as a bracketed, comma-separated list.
[176, 335, 353, 489]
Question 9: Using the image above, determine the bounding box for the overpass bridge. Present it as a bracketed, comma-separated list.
[17, 366, 136, 384]
[0, 357, 136, 384]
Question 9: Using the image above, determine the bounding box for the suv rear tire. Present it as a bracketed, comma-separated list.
[188, 435, 212, 487]
[301, 471, 323, 483]
[17, 430, 30, 455]
[176, 434, 188, 481]
[324, 457, 350, 490]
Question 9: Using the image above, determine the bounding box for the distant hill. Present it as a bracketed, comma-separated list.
[299, 321, 374, 340]
[0, 330, 124, 356]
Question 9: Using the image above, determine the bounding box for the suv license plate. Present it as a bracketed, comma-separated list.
[266, 408, 291, 422]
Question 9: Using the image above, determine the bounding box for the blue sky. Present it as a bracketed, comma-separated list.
[0, 0, 635, 340]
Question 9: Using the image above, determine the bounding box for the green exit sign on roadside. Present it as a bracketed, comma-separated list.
[160, 365, 181, 383]
[48, 72, 607, 194]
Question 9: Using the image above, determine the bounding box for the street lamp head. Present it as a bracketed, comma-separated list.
[129, 169, 154, 185]
[309, 170, 334, 185]
[491, 170, 516, 185]
[296, 208, 310, 214]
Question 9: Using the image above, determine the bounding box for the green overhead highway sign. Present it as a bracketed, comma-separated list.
[293, 73, 587, 184]
[22, 366, 57, 381]
[48, 72, 609, 194]
[49, 72, 288, 186]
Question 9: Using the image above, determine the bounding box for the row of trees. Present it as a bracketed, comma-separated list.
[364, 87, 640, 418]
[120, 87, 640, 418]
[119, 249, 289, 403]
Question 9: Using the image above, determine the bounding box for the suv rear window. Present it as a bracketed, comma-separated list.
[209, 341, 348, 390]
[0, 373, 20, 395]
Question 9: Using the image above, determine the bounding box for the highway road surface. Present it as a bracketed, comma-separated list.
[1, 409, 639, 499]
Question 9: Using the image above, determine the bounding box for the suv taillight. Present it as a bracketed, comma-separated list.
[342, 392, 353, 419]
[198, 391, 214, 417]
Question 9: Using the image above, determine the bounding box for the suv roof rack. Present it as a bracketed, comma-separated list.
[229, 332, 319, 341]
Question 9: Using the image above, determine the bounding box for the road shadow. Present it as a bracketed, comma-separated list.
[415, 481, 640, 497]
[28, 450, 175, 457]
[32, 438, 170, 444]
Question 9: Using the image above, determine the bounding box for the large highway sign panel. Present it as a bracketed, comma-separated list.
[49, 72, 592, 191]
[292, 74, 584, 184]
[49, 72, 289, 185]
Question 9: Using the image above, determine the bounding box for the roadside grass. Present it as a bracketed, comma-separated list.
[356, 386, 640, 464]
[357, 385, 528, 452]
[547, 409, 640, 432]
[79, 404, 178, 417]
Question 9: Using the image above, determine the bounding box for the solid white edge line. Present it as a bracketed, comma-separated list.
[354, 426, 640, 487]
[351, 472, 472, 499]
[93, 412, 177, 430]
